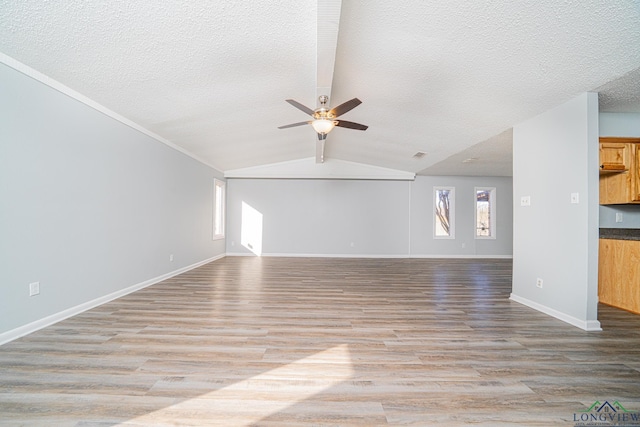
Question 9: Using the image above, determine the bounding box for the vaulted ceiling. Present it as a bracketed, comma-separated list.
[2, 1, 640, 177]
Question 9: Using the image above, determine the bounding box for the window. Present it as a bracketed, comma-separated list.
[213, 179, 225, 240]
[434, 187, 455, 238]
[475, 187, 496, 239]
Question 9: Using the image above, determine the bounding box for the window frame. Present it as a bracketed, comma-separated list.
[474, 187, 496, 240]
[213, 178, 226, 240]
[434, 186, 455, 239]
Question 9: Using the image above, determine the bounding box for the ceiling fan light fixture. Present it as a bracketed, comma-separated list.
[311, 119, 336, 134]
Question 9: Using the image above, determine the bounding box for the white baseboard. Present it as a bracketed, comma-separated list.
[0, 254, 225, 346]
[264, 253, 409, 258]
[226, 252, 513, 259]
[226, 252, 408, 258]
[509, 293, 602, 331]
[410, 254, 513, 259]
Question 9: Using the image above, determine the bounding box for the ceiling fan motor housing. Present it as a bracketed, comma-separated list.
[313, 107, 336, 120]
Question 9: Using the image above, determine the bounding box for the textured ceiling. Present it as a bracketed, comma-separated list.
[1, 1, 640, 176]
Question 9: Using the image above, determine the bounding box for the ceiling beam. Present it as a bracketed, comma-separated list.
[315, 0, 342, 163]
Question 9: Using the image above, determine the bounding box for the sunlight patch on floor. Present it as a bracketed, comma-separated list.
[128, 344, 354, 426]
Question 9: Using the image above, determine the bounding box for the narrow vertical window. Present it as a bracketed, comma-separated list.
[213, 179, 225, 240]
[434, 187, 455, 238]
[475, 187, 496, 239]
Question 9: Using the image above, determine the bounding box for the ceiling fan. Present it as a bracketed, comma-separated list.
[278, 95, 368, 140]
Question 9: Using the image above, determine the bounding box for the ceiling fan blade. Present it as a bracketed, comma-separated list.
[285, 99, 314, 116]
[336, 120, 368, 131]
[329, 98, 362, 117]
[278, 121, 311, 129]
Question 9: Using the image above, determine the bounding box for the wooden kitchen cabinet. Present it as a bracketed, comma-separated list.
[599, 141, 629, 172]
[599, 137, 640, 204]
[599, 238, 640, 314]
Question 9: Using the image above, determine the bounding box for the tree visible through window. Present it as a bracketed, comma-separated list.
[434, 187, 454, 238]
[475, 187, 496, 238]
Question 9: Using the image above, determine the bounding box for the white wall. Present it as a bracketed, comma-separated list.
[599, 112, 640, 229]
[226, 179, 412, 256]
[226, 176, 513, 257]
[0, 63, 225, 342]
[600, 112, 640, 136]
[511, 92, 600, 331]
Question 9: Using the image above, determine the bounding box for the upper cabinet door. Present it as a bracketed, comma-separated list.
[633, 144, 640, 202]
[599, 137, 640, 205]
[600, 141, 629, 172]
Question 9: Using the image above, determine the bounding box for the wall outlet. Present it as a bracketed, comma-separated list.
[536, 278, 543, 289]
[462, 242, 466, 248]
[520, 196, 531, 206]
[169, 254, 174, 262]
[29, 281, 40, 296]
[616, 212, 624, 223]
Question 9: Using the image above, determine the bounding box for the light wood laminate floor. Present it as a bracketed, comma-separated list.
[1, 257, 640, 426]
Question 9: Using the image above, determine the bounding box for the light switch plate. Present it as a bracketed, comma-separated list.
[571, 193, 579, 204]
[29, 281, 40, 296]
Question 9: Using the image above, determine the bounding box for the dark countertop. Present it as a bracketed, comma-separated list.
[600, 228, 640, 241]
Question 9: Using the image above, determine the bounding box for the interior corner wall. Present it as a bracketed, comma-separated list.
[0, 63, 225, 340]
[225, 175, 512, 258]
[598, 112, 640, 229]
[511, 92, 600, 330]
